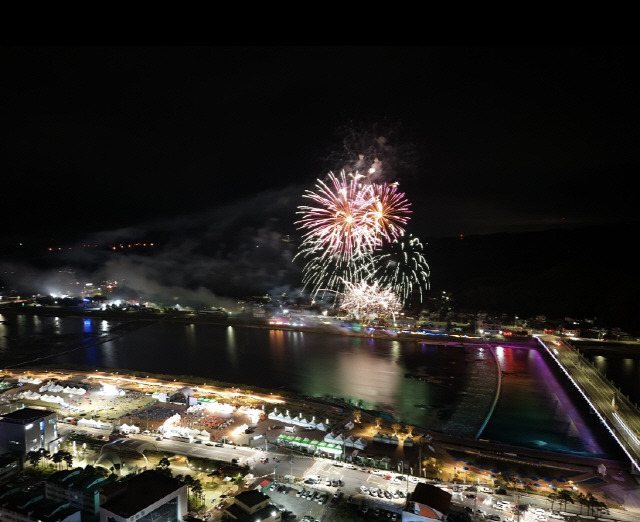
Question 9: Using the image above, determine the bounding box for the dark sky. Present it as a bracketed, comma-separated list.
[2, 46, 639, 309]
[3, 45, 638, 242]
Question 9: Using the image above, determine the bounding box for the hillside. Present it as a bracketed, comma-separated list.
[423, 223, 640, 332]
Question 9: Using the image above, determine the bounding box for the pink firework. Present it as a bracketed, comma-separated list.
[366, 182, 412, 242]
[296, 171, 380, 262]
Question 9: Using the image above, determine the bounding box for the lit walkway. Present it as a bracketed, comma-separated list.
[537, 335, 640, 474]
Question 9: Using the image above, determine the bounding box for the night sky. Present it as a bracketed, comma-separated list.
[2, 46, 639, 320]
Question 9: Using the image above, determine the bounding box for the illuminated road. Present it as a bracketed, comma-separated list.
[537, 335, 640, 474]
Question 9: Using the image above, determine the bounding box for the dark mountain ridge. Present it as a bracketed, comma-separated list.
[423, 222, 640, 333]
[2, 222, 639, 334]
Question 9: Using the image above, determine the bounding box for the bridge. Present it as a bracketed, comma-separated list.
[535, 335, 640, 474]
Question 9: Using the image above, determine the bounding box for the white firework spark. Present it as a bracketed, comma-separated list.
[339, 280, 402, 320]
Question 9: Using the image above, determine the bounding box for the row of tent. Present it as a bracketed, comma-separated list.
[17, 377, 42, 384]
[323, 431, 368, 449]
[276, 433, 344, 455]
[372, 432, 415, 446]
[39, 383, 87, 394]
[18, 391, 66, 404]
[77, 418, 112, 430]
[268, 411, 329, 431]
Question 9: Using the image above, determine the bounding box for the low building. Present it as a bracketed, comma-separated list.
[0, 407, 59, 458]
[224, 489, 281, 521]
[46, 467, 116, 518]
[99, 470, 187, 522]
[0, 485, 81, 522]
[403, 482, 452, 521]
[0, 454, 20, 484]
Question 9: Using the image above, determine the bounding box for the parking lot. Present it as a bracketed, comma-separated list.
[261, 472, 403, 522]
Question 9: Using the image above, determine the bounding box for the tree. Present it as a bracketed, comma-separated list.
[51, 451, 64, 470]
[353, 410, 362, 424]
[375, 417, 382, 430]
[498, 472, 520, 507]
[585, 492, 601, 516]
[39, 449, 51, 469]
[26, 450, 42, 468]
[191, 479, 203, 501]
[158, 456, 172, 469]
[178, 474, 196, 498]
[405, 424, 414, 437]
[62, 451, 74, 469]
[547, 492, 559, 511]
[556, 489, 574, 512]
[391, 423, 401, 435]
[576, 492, 588, 514]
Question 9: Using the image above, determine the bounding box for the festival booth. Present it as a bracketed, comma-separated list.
[323, 432, 344, 444]
[343, 435, 367, 450]
[118, 423, 140, 434]
[268, 409, 330, 431]
[78, 418, 112, 430]
[276, 433, 343, 456]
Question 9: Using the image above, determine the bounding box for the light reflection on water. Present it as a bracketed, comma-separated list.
[0, 314, 626, 458]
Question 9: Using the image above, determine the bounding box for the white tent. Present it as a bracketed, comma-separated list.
[353, 437, 367, 449]
[324, 432, 337, 443]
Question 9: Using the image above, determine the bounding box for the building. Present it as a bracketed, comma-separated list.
[0, 484, 81, 522]
[403, 482, 452, 521]
[99, 470, 187, 522]
[0, 454, 20, 484]
[224, 489, 281, 521]
[0, 408, 59, 458]
[46, 467, 116, 518]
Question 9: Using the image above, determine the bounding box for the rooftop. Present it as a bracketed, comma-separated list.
[99, 470, 183, 517]
[0, 407, 55, 423]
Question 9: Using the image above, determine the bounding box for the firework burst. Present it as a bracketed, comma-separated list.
[295, 171, 380, 264]
[339, 280, 402, 320]
[367, 182, 412, 242]
[366, 232, 430, 306]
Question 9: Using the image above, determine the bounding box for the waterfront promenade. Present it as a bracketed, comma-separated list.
[537, 335, 640, 475]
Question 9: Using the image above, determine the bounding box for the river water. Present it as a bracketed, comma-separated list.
[0, 313, 625, 460]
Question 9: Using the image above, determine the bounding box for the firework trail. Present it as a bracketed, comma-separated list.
[366, 232, 430, 306]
